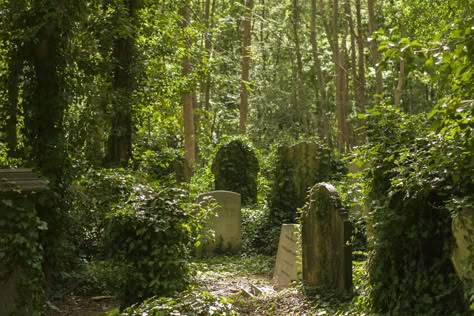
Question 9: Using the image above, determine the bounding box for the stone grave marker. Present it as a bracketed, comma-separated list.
[269, 141, 331, 224]
[0, 169, 49, 315]
[198, 190, 241, 253]
[273, 224, 301, 289]
[302, 182, 352, 290]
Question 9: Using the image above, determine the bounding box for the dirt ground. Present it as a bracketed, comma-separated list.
[45, 295, 118, 316]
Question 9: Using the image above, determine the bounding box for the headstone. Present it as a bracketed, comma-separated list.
[212, 140, 259, 206]
[0, 169, 49, 316]
[269, 142, 331, 224]
[302, 182, 352, 290]
[198, 191, 241, 253]
[452, 210, 474, 282]
[273, 224, 301, 289]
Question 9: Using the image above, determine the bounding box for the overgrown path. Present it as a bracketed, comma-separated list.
[46, 255, 366, 315]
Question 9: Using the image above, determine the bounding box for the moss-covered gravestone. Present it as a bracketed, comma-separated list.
[269, 142, 331, 223]
[212, 140, 259, 206]
[0, 169, 49, 316]
[302, 183, 352, 290]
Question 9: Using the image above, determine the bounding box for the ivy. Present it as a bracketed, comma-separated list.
[0, 194, 47, 315]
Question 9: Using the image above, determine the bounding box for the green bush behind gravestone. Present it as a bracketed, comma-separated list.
[212, 140, 259, 206]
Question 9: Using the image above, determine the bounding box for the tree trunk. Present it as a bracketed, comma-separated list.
[203, 0, 212, 111]
[368, 0, 383, 96]
[291, 0, 308, 133]
[180, 5, 196, 181]
[355, 0, 366, 111]
[394, 57, 404, 107]
[310, 0, 330, 142]
[331, 0, 347, 151]
[239, 0, 253, 134]
[6, 50, 21, 156]
[106, 0, 139, 166]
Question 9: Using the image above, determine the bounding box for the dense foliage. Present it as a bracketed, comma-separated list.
[0, 0, 473, 314]
[357, 105, 471, 314]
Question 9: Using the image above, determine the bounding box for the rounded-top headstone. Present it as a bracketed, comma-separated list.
[211, 140, 259, 206]
[198, 190, 242, 253]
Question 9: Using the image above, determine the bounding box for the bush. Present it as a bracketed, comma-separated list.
[103, 183, 209, 307]
[356, 104, 472, 315]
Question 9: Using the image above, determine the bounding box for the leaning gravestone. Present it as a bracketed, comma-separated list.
[269, 142, 331, 224]
[0, 169, 49, 316]
[198, 191, 241, 253]
[212, 140, 259, 206]
[302, 183, 352, 290]
[273, 224, 301, 289]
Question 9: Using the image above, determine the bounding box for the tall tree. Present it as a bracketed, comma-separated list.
[180, 4, 196, 180]
[239, 0, 253, 134]
[106, 0, 140, 166]
[310, 0, 329, 142]
[367, 0, 382, 95]
[291, 0, 308, 133]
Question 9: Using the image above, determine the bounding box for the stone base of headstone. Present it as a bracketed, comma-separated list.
[197, 191, 241, 254]
[273, 224, 301, 289]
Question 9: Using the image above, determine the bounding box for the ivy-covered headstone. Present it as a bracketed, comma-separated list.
[211, 140, 259, 206]
[0, 169, 49, 316]
[269, 142, 331, 224]
[302, 183, 352, 290]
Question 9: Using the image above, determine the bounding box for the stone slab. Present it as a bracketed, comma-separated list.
[273, 224, 301, 289]
[198, 190, 241, 253]
[302, 182, 352, 291]
[452, 210, 474, 282]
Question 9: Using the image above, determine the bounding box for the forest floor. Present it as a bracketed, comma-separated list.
[45, 255, 366, 315]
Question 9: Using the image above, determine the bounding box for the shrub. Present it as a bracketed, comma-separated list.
[356, 104, 472, 315]
[103, 183, 209, 307]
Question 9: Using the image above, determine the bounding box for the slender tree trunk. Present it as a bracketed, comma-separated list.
[180, 5, 196, 181]
[291, 0, 308, 133]
[368, 0, 382, 96]
[331, 0, 346, 151]
[355, 0, 366, 111]
[355, 0, 367, 144]
[239, 0, 253, 134]
[203, 0, 212, 111]
[394, 58, 404, 107]
[107, 0, 139, 166]
[310, 0, 330, 142]
[342, 0, 352, 150]
[6, 50, 21, 156]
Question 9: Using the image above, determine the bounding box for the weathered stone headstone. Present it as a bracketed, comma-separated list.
[302, 182, 352, 290]
[452, 210, 474, 282]
[212, 140, 259, 206]
[0, 169, 49, 316]
[273, 224, 301, 289]
[269, 142, 331, 224]
[198, 191, 241, 253]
